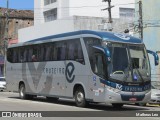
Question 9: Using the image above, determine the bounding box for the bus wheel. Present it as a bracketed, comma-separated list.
[75, 87, 87, 107]
[19, 84, 27, 99]
[112, 103, 124, 108]
[19, 84, 33, 100]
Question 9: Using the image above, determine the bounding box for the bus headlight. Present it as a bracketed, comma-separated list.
[107, 86, 121, 93]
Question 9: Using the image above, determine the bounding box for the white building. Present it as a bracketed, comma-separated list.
[18, 0, 135, 42]
[34, 0, 135, 25]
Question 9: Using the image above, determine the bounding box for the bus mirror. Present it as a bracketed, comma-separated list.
[92, 46, 111, 63]
[147, 50, 159, 66]
[104, 48, 111, 63]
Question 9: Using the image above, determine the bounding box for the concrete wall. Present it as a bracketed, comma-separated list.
[0, 17, 33, 48]
[19, 16, 133, 42]
[73, 16, 133, 33]
[34, 0, 44, 25]
[19, 18, 74, 42]
[69, 0, 135, 18]
[34, 0, 135, 25]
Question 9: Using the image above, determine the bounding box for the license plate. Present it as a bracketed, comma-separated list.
[129, 98, 137, 101]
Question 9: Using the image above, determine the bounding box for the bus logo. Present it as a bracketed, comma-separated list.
[116, 84, 123, 90]
[65, 62, 75, 83]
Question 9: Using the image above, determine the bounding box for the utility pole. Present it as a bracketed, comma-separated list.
[4, 0, 9, 77]
[102, 0, 114, 31]
[138, 0, 143, 40]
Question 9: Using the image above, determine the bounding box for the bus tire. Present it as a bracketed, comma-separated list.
[19, 84, 33, 99]
[75, 87, 87, 107]
[112, 103, 124, 108]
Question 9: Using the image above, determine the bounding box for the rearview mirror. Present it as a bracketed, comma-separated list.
[147, 50, 159, 66]
[92, 46, 111, 63]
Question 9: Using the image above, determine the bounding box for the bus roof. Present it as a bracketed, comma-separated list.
[10, 30, 143, 47]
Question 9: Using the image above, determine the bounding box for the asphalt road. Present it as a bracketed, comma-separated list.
[0, 91, 160, 120]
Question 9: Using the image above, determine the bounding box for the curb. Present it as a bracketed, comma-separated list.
[147, 103, 160, 107]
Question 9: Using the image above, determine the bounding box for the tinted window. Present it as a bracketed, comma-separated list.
[67, 39, 84, 64]
[7, 39, 84, 64]
[84, 37, 101, 51]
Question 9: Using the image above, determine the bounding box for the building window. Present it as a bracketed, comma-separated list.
[44, 0, 57, 6]
[119, 8, 135, 19]
[44, 8, 57, 22]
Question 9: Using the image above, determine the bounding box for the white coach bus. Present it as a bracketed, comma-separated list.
[6, 30, 159, 108]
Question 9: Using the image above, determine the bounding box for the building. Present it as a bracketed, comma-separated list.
[0, 7, 34, 45]
[34, 0, 135, 25]
[135, 0, 160, 81]
[19, 0, 135, 43]
[0, 7, 34, 76]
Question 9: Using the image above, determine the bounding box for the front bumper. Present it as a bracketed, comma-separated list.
[105, 88, 151, 104]
[0, 85, 6, 90]
[149, 96, 160, 104]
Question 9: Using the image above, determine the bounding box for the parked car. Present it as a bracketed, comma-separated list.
[149, 81, 160, 105]
[0, 77, 6, 91]
[135, 81, 160, 106]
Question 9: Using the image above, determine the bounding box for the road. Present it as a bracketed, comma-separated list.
[0, 91, 160, 120]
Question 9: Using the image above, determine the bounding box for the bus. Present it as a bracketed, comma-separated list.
[6, 30, 159, 108]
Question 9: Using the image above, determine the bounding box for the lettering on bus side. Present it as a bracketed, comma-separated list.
[65, 62, 75, 83]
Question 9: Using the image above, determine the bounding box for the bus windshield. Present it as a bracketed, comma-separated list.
[107, 43, 150, 83]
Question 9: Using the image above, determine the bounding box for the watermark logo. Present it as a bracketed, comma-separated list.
[65, 62, 75, 83]
[2, 112, 11, 117]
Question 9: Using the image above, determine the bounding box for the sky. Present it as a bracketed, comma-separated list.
[0, 0, 34, 10]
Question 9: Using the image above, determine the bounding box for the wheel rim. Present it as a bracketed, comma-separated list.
[77, 92, 84, 103]
[20, 86, 24, 97]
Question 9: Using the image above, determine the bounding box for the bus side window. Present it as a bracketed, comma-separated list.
[60, 43, 67, 60]
[89, 47, 107, 79]
[52, 44, 58, 61]
[28, 47, 33, 62]
[45, 44, 52, 61]
[84, 37, 101, 51]
[56, 43, 62, 60]
[68, 41, 75, 60]
[55, 42, 67, 61]
[23, 47, 28, 62]
[75, 41, 84, 64]
[7, 48, 13, 63]
[13, 48, 18, 63]
[19, 47, 24, 63]
[67, 39, 84, 64]
[39, 45, 45, 61]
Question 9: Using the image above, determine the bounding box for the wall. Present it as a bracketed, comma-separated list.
[19, 18, 74, 42]
[19, 16, 133, 42]
[34, 0, 135, 25]
[34, 0, 44, 25]
[8, 18, 34, 44]
[69, 0, 135, 18]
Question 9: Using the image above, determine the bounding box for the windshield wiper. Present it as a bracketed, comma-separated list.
[122, 60, 132, 83]
[132, 61, 144, 83]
